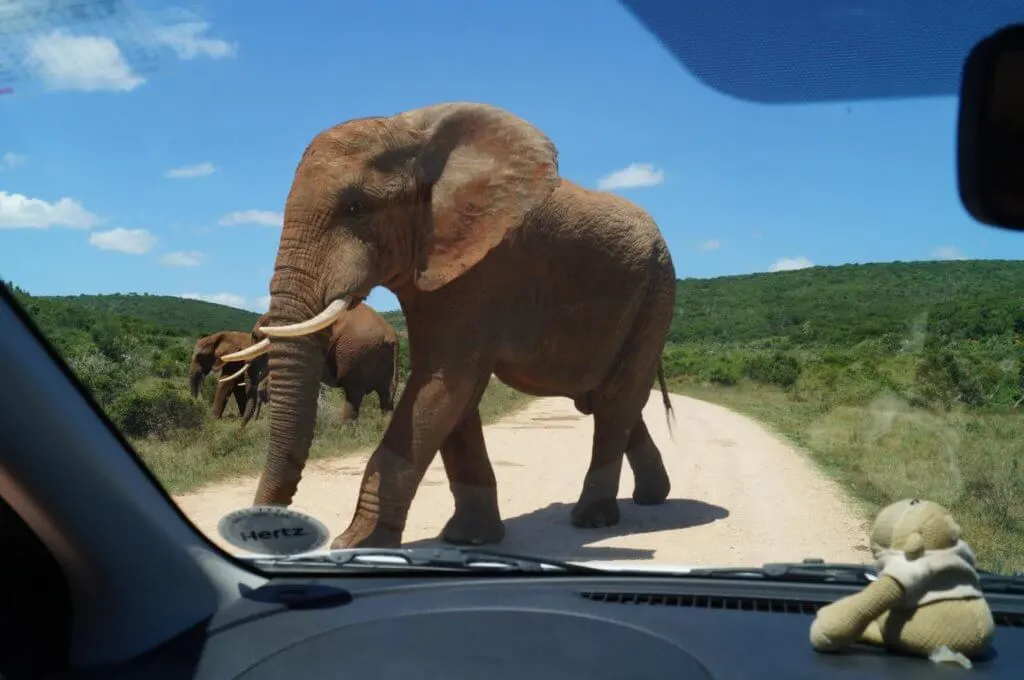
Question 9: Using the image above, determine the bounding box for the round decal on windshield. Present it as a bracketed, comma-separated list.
[217, 506, 330, 556]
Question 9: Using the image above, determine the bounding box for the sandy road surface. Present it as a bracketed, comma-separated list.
[174, 391, 872, 567]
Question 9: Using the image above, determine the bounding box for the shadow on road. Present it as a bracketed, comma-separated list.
[404, 497, 729, 562]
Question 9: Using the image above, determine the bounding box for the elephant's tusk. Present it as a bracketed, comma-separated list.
[222, 337, 271, 362]
[219, 362, 250, 383]
[258, 298, 348, 338]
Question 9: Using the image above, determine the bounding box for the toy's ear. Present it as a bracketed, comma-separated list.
[904, 532, 925, 559]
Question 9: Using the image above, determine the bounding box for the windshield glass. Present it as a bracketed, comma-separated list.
[3, 0, 1024, 576]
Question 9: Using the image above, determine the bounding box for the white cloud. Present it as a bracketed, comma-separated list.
[699, 239, 721, 251]
[597, 163, 665, 190]
[25, 30, 145, 92]
[1, 152, 26, 170]
[932, 246, 966, 260]
[89, 228, 157, 254]
[769, 256, 815, 272]
[5, 2, 237, 97]
[255, 295, 272, 312]
[218, 209, 283, 227]
[179, 292, 248, 309]
[160, 250, 203, 267]
[165, 162, 215, 179]
[0, 191, 100, 229]
[152, 21, 237, 60]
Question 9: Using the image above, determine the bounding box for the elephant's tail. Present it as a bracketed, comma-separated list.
[389, 340, 400, 409]
[657, 362, 676, 439]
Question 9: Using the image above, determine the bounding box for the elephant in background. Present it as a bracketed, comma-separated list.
[222, 101, 677, 550]
[224, 313, 271, 426]
[188, 330, 252, 418]
[228, 305, 400, 429]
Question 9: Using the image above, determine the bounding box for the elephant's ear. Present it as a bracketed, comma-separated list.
[400, 102, 560, 292]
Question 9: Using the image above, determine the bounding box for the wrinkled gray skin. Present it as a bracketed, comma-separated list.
[240, 308, 399, 428]
[255, 101, 677, 550]
[188, 330, 251, 418]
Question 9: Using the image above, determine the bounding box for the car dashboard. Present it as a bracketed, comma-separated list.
[51, 572, 1024, 680]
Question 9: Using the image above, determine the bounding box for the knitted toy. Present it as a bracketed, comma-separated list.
[809, 498, 994, 667]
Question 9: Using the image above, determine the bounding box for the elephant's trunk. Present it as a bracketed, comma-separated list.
[253, 291, 329, 506]
[188, 361, 204, 399]
[253, 205, 373, 506]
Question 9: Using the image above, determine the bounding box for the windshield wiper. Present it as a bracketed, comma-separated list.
[686, 559, 877, 585]
[242, 546, 609, 574]
[688, 558, 1024, 593]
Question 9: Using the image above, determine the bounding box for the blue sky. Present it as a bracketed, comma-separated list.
[0, 0, 1020, 315]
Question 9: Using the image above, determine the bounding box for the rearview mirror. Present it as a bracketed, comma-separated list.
[958, 24, 1024, 231]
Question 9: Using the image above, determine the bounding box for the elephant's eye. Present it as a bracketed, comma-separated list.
[345, 200, 366, 218]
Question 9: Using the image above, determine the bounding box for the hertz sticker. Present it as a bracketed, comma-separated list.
[217, 505, 330, 556]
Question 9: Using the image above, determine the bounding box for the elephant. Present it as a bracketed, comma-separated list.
[222, 313, 271, 426]
[227, 308, 400, 428]
[221, 101, 677, 550]
[188, 330, 253, 418]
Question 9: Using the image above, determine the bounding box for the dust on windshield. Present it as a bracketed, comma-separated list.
[2, 0, 1023, 575]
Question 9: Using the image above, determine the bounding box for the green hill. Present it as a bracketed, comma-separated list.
[672, 259, 1024, 347]
[42, 293, 262, 336]
[32, 290, 408, 337]
[11, 257, 1024, 361]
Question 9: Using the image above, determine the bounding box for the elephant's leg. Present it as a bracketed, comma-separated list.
[570, 363, 657, 528]
[211, 379, 232, 419]
[339, 390, 364, 424]
[330, 369, 489, 549]
[376, 387, 394, 414]
[624, 418, 671, 505]
[438, 407, 504, 546]
[570, 411, 633, 528]
[232, 383, 247, 417]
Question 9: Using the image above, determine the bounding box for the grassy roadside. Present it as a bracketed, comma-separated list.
[134, 380, 535, 496]
[670, 378, 1024, 574]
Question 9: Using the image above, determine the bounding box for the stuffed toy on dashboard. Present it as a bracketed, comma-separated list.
[809, 498, 994, 665]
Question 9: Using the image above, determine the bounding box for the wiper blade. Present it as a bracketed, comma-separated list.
[688, 559, 1024, 593]
[687, 559, 876, 585]
[243, 546, 609, 574]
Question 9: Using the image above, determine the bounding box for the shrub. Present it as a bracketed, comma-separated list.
[743, 352, 802, 389]
[108, 380, 206, 440]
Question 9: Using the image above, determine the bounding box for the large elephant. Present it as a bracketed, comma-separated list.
[229, 307, 399, 428]
[187, 330, 252, 418]
[222, 101, 677, 550]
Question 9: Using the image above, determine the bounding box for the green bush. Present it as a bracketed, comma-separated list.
[65, 349, 143, 409]
[108, 380, 206, 440]
[743, 352, 801, 388]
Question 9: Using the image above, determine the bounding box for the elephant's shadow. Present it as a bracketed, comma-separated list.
[402, 498, 729, 562]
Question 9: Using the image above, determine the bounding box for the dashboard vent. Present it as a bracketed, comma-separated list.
[580, 591, 821, 615]
[580, 592, 1024, 628]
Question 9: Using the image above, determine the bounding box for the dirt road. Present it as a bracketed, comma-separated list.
[174, 391, 872, 567]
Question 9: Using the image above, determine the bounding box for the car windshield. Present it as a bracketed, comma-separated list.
[2, 0, 1024, 577]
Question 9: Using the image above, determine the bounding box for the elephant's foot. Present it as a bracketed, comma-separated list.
[571, 462, 622, 528]
[442, 514, 506, 546]
[625, 432, 671, 505]
[631, 467, 671, 505]
[570, 497, 620, 528]
[442, 483, 505, 545]
[330, 521, 402, 549]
